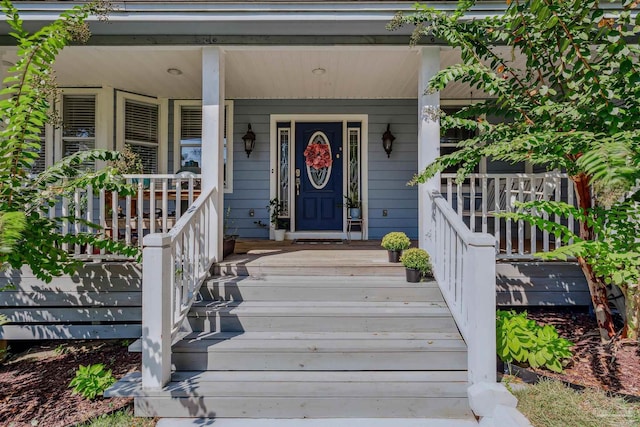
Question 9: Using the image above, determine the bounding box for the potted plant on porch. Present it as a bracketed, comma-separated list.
[400, 248, 432, 283]
[344, 193, 361, 220]
[223, 206, 238, 258]
[381, 231, 411, 262]
[268, 198, 287, 241]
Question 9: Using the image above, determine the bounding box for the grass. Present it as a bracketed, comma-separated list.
[513, 379, 640, 427]
[77, 407, 156, 427]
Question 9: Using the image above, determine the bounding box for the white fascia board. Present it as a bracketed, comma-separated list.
[7, 2, 510, 22]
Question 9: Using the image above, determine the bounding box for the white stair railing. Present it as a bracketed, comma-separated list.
[441, 172, 573, 258]
[427, 190, 496, 384]
[141, 185, 218, 390]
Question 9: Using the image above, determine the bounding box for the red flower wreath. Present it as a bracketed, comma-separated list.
[303, 143, 333, 170]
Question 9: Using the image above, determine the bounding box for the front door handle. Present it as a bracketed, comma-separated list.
[295, 178, 301, 196]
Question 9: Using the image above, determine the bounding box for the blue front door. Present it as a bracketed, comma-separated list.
[295, 122, 343, 231]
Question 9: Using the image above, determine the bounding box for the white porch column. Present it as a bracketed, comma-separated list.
[201, 47, 225, 260]
[418, 47, 441, 250]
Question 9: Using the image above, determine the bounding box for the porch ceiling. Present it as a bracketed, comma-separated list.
[1, 46, 487, 100]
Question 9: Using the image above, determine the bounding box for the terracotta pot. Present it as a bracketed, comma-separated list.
[387, 250, 402, 263]
[405, 268, 422, 283]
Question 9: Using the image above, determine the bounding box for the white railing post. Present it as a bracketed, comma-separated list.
[142, 233, 173, 390]
[465, 241, 497, 384]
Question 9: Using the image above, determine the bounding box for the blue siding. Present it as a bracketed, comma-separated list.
[224, 99, 419, 240]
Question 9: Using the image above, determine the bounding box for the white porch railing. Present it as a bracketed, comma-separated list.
[48, 174, 201, 256]
[141, 185, 217, 390]
[427, 190, 496, 384]
[441, 172, 574, 258]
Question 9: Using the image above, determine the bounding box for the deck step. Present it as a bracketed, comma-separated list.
[156, 419, 478, 427]
[187, 301, 458, 333]
[115, 271, 471, 421]
[202, 276, 441, 302]
[215, 250, 404, 277]
[108, 372, 472, 419]
[171, 331, 467, 371]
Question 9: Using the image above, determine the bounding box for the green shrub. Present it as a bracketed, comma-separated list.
[400, 248, 431, 274]
[381, 232, 411, 251]
[496, 310, 573, 373]
[69, 363, 116, 400]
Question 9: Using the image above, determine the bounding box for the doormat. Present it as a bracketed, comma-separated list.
[293, 239, 344, 245]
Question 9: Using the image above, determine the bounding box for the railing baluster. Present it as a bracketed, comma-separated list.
[86, 186, 93, 255]
[99, 189, 106, 255]
[456, 182, 463, 218]
[494, 177, 500, 253]
[176, 178, 183, 220]
[470, 177, 476, 232]
[567, 176, 575, 245]
[125, 178, 132, 246]
[542, 174, 550, 252]
[74, 188, 82, 255]
[149, 179, 156, 234]
[555, 175, 561, 249]
[188, 178, 195, 207]
[111, 190, 119, 243]
[481, 175, 488, 234]
[137, 180, 144, 248]
[61, 196, 69, 252]
[505, 177, 512, 256]
[162, 179, 169, 232]
[530, 177, 537, 255]
[518, 177, 525, 255]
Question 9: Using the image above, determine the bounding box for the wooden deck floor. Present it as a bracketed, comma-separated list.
[220, 239, 412, 276]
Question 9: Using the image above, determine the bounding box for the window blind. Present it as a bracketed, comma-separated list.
[62, 95, 96, 170]
[181, 106, 202, 141]
[125, 100, 159, 144]
[125, 99, 159, 173]
[62, 95, 96, 138]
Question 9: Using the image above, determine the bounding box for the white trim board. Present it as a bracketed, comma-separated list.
[269, 114, 369, 240]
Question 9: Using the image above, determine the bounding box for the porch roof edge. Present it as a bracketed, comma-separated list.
[8, 1, 510, 22]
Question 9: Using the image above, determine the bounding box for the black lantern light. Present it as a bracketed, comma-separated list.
[242, 124, 256, 158]
[382, 124, 395, 158]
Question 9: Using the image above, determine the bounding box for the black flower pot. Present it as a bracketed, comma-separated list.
[405, 268, 422, 283]
[387, 250, 402, 263]
[223, 238, 236, 258]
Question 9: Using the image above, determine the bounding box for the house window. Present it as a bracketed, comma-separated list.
[179, 105, 202, 171]
[61, 94, 96, 170]
[125, 99, 159, 174]
[174, 100, 234, 192]
[440, 107, 477, 174]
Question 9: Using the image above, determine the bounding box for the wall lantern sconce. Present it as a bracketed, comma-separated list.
[382, 124, 395, 158]
[242, 124, 256, 158]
